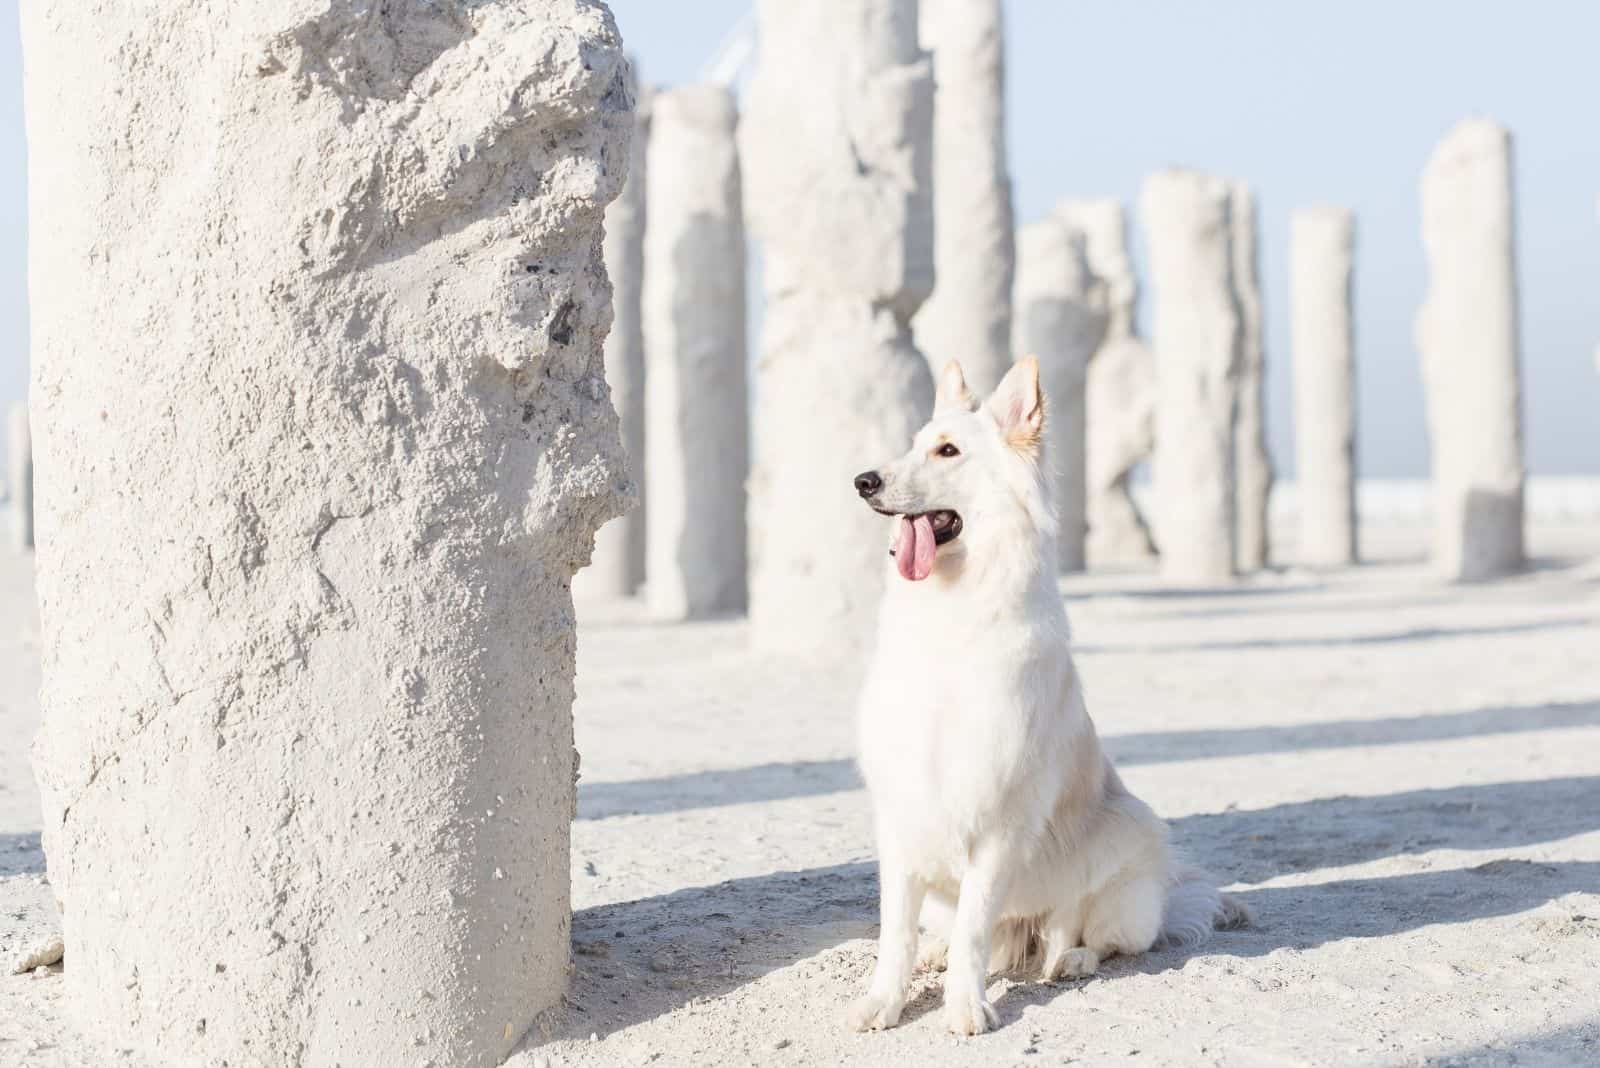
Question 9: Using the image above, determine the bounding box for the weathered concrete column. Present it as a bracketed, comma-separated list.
[6, 403, 30, 552]
[1060, 199, 1158, 567]
[740, 0, 936, 655]
[644, 85, 747, 619]
[1230, 183, 1273, 571]
[914, 0, 1014, 393]
[1141, 171, 1241, 583]
[1292, 206, 1358, 568]
[1416, 117, 1525, 580]
[23, 4, 632, 1065]
[577, 69, 651, 601]
[1013, 218, 1108, 571]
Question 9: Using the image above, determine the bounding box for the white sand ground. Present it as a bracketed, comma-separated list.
[2, 517, 1598, 1067]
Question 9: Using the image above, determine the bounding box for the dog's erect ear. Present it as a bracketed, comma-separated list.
[986, 356, 1045, 454]
[934, 361, 979, 414]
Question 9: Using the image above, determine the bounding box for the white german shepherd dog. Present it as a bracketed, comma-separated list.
[847, 357, 1247, 1036]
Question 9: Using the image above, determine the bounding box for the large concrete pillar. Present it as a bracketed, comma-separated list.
[7, 403, 30, 552]
[1416, 118, 1525, 580]
[1141, 171, 1241, 583]
[643, 85, 747, 619]
[22, 4, 633, 1065]
[915, 0, 1014, 393]
[1292, 206, 1358, 568]
[577, 68, 651, 601]
[1229, 183, 1273, 571]
[1060, 199, 1158, 567]
[1014, 218, 1108, 572]
[740, 0, 936, 656]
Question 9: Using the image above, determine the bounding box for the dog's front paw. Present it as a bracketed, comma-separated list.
[847, 990, 905, 1032]
[941, 981, 999, 1036]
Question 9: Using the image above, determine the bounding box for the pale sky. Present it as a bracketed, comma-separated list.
[3, 1, 1597, 477]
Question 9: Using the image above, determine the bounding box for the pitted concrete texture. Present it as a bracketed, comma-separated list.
[1229, 183, 1273, 572]
[916, 0, 1015, 394]
[1141, 170, 1242, 584]
[1013, 217, 1108, 572]
[740, 0, 937, 657]
[1061, 200, 1159, 569]
[20, 2, 634, 1063]
[1416, 118, 1526, 581]
[643, 85, 748, 620]
[1293, 206, 1359, 568]
[578, 65, 651, 602]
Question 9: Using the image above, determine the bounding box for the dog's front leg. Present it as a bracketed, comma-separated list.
[943, 841, 1012, 1035]
[847, 850, 925, 1031]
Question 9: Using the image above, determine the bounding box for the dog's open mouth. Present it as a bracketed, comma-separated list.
[889, 510, 963, 582]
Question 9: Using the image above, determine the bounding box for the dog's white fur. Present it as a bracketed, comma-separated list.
[849, 358, 1246, 1036]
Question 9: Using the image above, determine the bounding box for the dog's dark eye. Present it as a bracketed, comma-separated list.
[936, 442, 960, 458]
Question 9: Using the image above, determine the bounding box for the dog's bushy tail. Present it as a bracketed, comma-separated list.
[1159, 865, 1252, 947]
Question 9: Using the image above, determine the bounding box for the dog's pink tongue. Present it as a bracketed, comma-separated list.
[895, 515, 937, 581]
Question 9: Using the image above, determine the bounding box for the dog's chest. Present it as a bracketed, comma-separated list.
[857, 617, 1071, 873]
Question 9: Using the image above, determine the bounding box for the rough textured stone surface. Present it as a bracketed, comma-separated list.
[643, 85, 747, 620]
[1229, 183, 1273, 571]
[740, 0, 936, 656]
[1013, 218, 1107, 572]
[1060, 199, 1158, 567]
[1416, 118, 1525, 581]
[7, 404, 30, 552]
[21, 3, 633, 1065]
[576, 68, 650, 601]
[1292, 206, 1359, 568]
[914, 0, 1013, 393]
[1141, 171, 1241, 583]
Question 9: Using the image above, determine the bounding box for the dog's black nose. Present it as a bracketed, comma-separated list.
[853, 470, 883, 498]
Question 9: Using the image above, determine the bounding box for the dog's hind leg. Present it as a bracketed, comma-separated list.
[847, 851, 926, 1031]
[1082, 874, 1165, 964]
[1038, 903, 1090, 981]
[916, 892, 955, 972]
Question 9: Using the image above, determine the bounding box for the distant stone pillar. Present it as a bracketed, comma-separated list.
[1292, 206, 1358, 568]
[741, 0, 936, 655]
[1014, 219, 1108, 571]
[1229, 183, 1273, 571]
[1061, 199, 1158, 567]
[644, 85, 748, 619]
[7, 404, 31, 552]
[577, 69, 651, 601]
[915, 0, 1014, 394]
[1415, 118, 1525, 580]
[1141, 171, 1241, 583]
[22, 4, 632, 1065]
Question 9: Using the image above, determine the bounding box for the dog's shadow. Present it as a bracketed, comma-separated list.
[554, 772, 1600, 1040]
[885, 948, 1105, 1032]
[554, 862, 879, 1041]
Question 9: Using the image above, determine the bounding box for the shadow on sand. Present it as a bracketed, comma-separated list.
[560, 774, 1600, 1038]
[578, 700, 1600, 819]
[0, 831, 43, 878]
[1417, 1020, 1600, 1066]
[1073, 615, 1596, 655]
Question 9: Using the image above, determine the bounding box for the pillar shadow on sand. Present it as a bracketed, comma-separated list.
[577, 700, 1600, 819]
[1072, 615, 1593, 655]
[555, 773, 1600, 1039]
